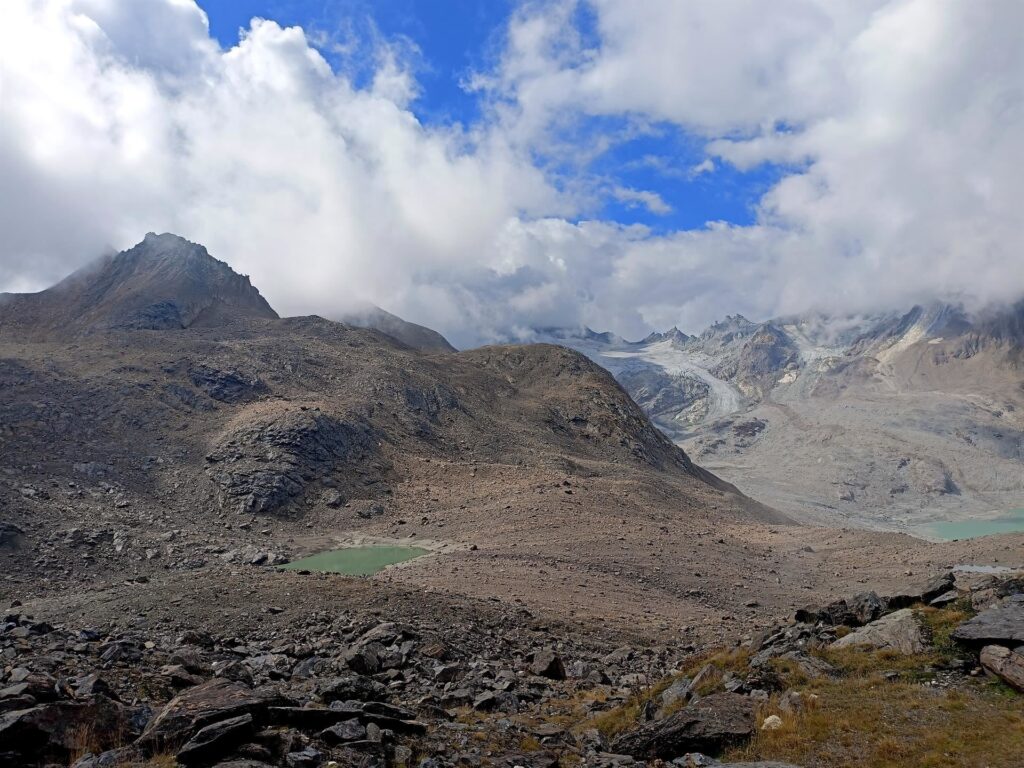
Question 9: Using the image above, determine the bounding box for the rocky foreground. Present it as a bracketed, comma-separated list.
[2, 568, 1021, 768]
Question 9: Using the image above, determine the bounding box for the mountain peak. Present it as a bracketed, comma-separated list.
[0, 233, 278, 338]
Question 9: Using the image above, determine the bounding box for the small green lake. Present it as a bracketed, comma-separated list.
[929, 509, 1024, 541]
[280, 546, 429, 575]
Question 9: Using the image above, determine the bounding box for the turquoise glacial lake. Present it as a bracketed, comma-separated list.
[280, 545, 429, 575]
[928, 509, 1024, 541]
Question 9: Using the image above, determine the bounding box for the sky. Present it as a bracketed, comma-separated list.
[1, 0, 1022, 347]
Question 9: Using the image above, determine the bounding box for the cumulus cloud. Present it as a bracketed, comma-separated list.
[1, 0, 1022, 346]
[484, 0, 1024, 328]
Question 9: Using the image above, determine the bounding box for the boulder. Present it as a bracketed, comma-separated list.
[610, 692, 755, 760]
[266, 706, 358, 731]
[139, 679, 276, 752]
[0, 698, 141, 765]
[319, 718, 366, 744]
[342, 645, 381, 676]
[979, 645, 1024, 691]
[176, 713, 255, 766]
[928, 591, 960, 607]
[951, 595, 1024, 647]
[887, 571, 956, 609]
[71, 746, 143, 767]
[848, 592, 885, 625]
[921, 572, 956, 604]
[830, 609, 926, 654]
[316, 675, 388, 703]
[656, 675, 694, 717]
[284, 747, 322, 767]
[995, 578, 1024, 598]
[529, 649, 566, 680]
[775, 651, 835, 679]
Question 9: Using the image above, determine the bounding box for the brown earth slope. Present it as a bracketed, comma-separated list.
[1, 234, 1020, 649]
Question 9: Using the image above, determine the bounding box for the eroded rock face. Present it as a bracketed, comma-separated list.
[611, 692, 755, 760]
[206, 406, 378, 515]
[830, 608, 927, 655]
[189, 365, 268, 404]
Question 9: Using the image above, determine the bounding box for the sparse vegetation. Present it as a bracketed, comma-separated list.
[724, 674, 1024, 768]
[577, 605, 1023, 768]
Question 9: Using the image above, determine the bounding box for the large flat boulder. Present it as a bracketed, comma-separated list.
[830, 608, 926, 654]
[886, 572, 956, 610]
[610, 692, 755, 760]
[979, 645, 1024, 691]
[138, 679, 276, 753]
[176, 713, 255, 766]
[952, 595, 1024, 647]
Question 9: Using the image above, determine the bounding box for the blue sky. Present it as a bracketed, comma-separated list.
[199, 0, 781, 234]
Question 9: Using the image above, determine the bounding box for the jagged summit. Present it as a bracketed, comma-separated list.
[641, 326, 691, 346]
[698, 314, 759, 345]
[0, 233, 278, 337]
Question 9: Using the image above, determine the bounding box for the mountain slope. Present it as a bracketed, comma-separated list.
[1, 234, 808, 630]
[2, 234, 1019, 680]
[339, 304, 457, 352]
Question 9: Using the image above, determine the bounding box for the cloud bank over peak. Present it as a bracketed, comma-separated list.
[1, 0, 1022, 346]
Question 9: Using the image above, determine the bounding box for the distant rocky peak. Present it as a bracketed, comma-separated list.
[121, 233, 230, 277]
[641, 326, 692, 346]
[699, 314, 759, 345]
[0, 233, 279, 338]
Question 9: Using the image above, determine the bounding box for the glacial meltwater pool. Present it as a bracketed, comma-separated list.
[280, 546, 429, 575]
[928, 509, 1024, 541]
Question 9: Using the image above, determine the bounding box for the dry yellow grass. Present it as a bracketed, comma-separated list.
[579, 606, 1022, 768]
[724, 676, 1024, 768]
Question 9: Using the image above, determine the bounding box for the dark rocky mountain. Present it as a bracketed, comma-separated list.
[0, 233, 278, 338]
[339, 305, 456, 352]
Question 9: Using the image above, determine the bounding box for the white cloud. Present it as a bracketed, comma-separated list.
[688, 159, 715, 178]
[1, 0, 1023, 347]
[478, 0, 1024, 326]
[611, 186, 671, 215]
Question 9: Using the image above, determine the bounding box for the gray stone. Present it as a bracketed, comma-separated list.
[979, 645, 1024, 691]
[176, 713, 255, 766]
[848, 592, 885, 625]
[831, 608, 926, 655]
[139, 679, 275, 752]
[530, 648, 566, 680]
[921, 572, 956, 604]
[952, 595, 1024, 647]
[319, 718, 366, 743]
[611, 692, 755, 760]
[316, 674, 387, 703]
